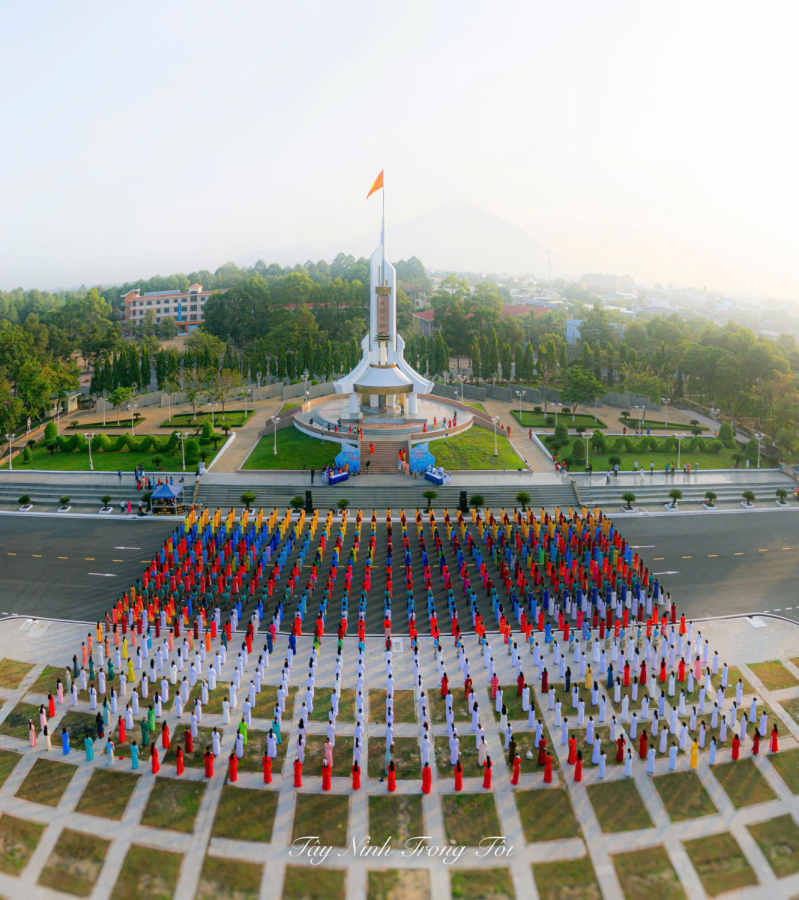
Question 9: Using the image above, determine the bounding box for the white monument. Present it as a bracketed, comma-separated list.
[333, 202, 433, 419]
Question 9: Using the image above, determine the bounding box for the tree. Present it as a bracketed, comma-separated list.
[562, 367, 604, 418]
[776, 488, 789, 504]
[158, 316, 179, 340]
[704, 491, 717, 507]
[668, 488, 682, 508]
[500, 342, 513, 381]
[742, 490, 756, 506]
[470, 337, 481, 379]
[108, 387, 133, 425]
[210, 368, 245, 413]
[423, 489, 438, 510]
[469, 494, 485, 509]
[183, 366, 209, 421]
[622, 492, 636, 510]
[516, 491, 530, 510]
[240, 491, 256, 509]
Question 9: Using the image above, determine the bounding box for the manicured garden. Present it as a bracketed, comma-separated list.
[430, 428, 524, 470]
[512, 409, 605, 429]
[243, 427, 341, 470]
[619, 415, 707, 432]
[159, 409, 251, 428]
[2, 421, 224, 472]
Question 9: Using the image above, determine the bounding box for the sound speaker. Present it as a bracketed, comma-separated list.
[305, 490, 313, 513]
[459, 490, 468, 513]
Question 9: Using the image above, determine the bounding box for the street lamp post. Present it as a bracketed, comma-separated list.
[515, 390, 526, 418]
[210, 403, 218, 430]
[243, 389, 252, 417]
[661, 397, 671, 427]
[271, 415, 281, 455]
[552, 402, 561, 428]
[102, 391, 107, 426]
[458, 373, 465, 404]
[177, 432, 186, 471]
[491, 415, 500, 457]
[256, 371, 262, 389]
[754, 432, 763, 468]
[5, 433, 16, 471]
[302, 371, 309, 408]
[676, 433, 686, 469]
[84, 432, 96, 471]
[127, 404, 138, 436]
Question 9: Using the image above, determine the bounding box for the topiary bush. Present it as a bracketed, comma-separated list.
[571, 437, 586, 461]
[44, 421, 57, 441]
[202, 420, 213, 440]
[608, 454, 622, 467]
[718, 422, 735, 448]
[744, 438, 759, 465]
[185, 438, 201, 464]
[22, 447, 31, 462]
[710, 439, 723, 454]
[553, 422, 568, 443]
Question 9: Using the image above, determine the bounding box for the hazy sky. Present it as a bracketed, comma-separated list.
[1, 1, 797, 298]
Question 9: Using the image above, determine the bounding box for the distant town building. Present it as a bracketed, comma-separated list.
[566, 319, 583, 344]
[580, 273, 637, 295]
[121, 284, 227, 334]
[412, 303, 550, 338]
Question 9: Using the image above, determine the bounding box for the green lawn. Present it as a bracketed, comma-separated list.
[430, 429, 523, 470]
[111, 845, 183, 900]
[551, 438, 765, 472]
[620, 416, 707, 432]
[533, 856, 601, 900]
[512, 410, 606, 429]
[159, 409, 251, 428]
[749, 660, 799, 691]
[38, 828, 110, 897]
[683, 832, 758, 896]
[467, 401, 488, 413]
[0, 814, 45, 875]
[2, 437, 220, 472]
[612, 846, 686, 900]
[243, 428, 341, 470]
[748, 814, 799, 879]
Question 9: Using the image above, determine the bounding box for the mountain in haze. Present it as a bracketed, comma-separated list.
[387, 201, 551, 276]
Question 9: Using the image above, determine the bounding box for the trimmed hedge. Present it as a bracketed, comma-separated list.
[48, 431, 189, 454]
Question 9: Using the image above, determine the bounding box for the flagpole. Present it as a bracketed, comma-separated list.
[381, 177, 386, 285]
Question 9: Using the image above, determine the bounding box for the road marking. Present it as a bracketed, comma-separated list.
[88, 573, 117, 578]
[681, 556, 692, 559]
[113, 559, 124, 562]
[114, 546, 141, 550]
[58, 556, 68, 559]
[32, 554, 41, 558]
[787, 607, 793, 611]
[764, 610, 770, 613]
[758, 549, 768, 552]
[631, 545, 655, 549]
[652, 570, 679, 575]
[654, 557, 664, 561]
[734, 552, 744, 555]
[7, 553, 16, 556]
[708, 554, 718, 557]
[775, 608, 782, 612]
[783, 547, 792, 550]
[85, 557, 95, 561]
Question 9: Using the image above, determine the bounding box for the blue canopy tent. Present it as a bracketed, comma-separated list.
[150, 482, 185, 515]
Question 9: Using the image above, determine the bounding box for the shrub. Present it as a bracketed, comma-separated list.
[704, 491, 717, 507]
[337, 498, 349, 510]
[18, 494, 31, 506]
[202, 420, 213, 440]
[777, 488, 789, 503]
[422, 489, 438, 510]
[742, 490, 756, 506]
[44, 421, 57, 441]
[687, 436, 704, 453]
[45, 441, 57, 456]
[668, 488, 682, 507]
[732, 451, 744, 467]
[622, 492, 636, 510]
[59, 496, 70, 507]
[185, 438, 200, 464]
[470, 494, 485, 509]
[533, 406, 543, 414]
[22, 447, 31, 462]
[240, 491, 256, 509]
[691, 426, 703, 436]
[545, 415, 555, 426]
[571, 437, 586, 461]
[744, 439, 759, 464]
[608, 454, 621, 466]
[590, 430, 607, 453]
[718, 422, 734, 447]
[101, 495, 111, 507]
[690, 419, 699, 426]
[561, 407, 571, 414]
[710, 439, 723, 454]
[553, 422, 569, 443]
[516, 491, 531, 510]
[290, 495, 305, 511]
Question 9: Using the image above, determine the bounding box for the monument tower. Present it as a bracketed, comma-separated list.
[334, 170, 433, 419]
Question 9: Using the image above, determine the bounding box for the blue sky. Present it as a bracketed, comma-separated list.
[0, 0, 797, 298]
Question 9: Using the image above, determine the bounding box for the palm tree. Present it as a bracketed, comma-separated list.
[668, 488, 682, 508]
[776, 488, 789, 505]
[101, 494, 111, 509]
[731, 452, 744, 468]
[240, 491, 256, 510]
[742, 490, 756, 507]
[290, 495, 305, 512]
[59, 496, 70, 509]
[469, 494, 485, 510]
[423, 489, 438, 510]
[337, 498, 349, 510]
[516, 491, 531, 511]
[704, 490, 717, 507]
[18, 494, 31, 508]
[621, 492, 636, 510]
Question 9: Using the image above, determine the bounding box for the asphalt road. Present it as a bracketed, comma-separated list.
[0, 517, 175, 622]
[617, 510, 799, 622]
[2, 508, 797, 629]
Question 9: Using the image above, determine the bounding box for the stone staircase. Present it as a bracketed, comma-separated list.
[362, 440, 406, 475]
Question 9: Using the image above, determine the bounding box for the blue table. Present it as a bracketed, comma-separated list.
[328, 471, 349, 485]
[425, 471, 444, 486]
